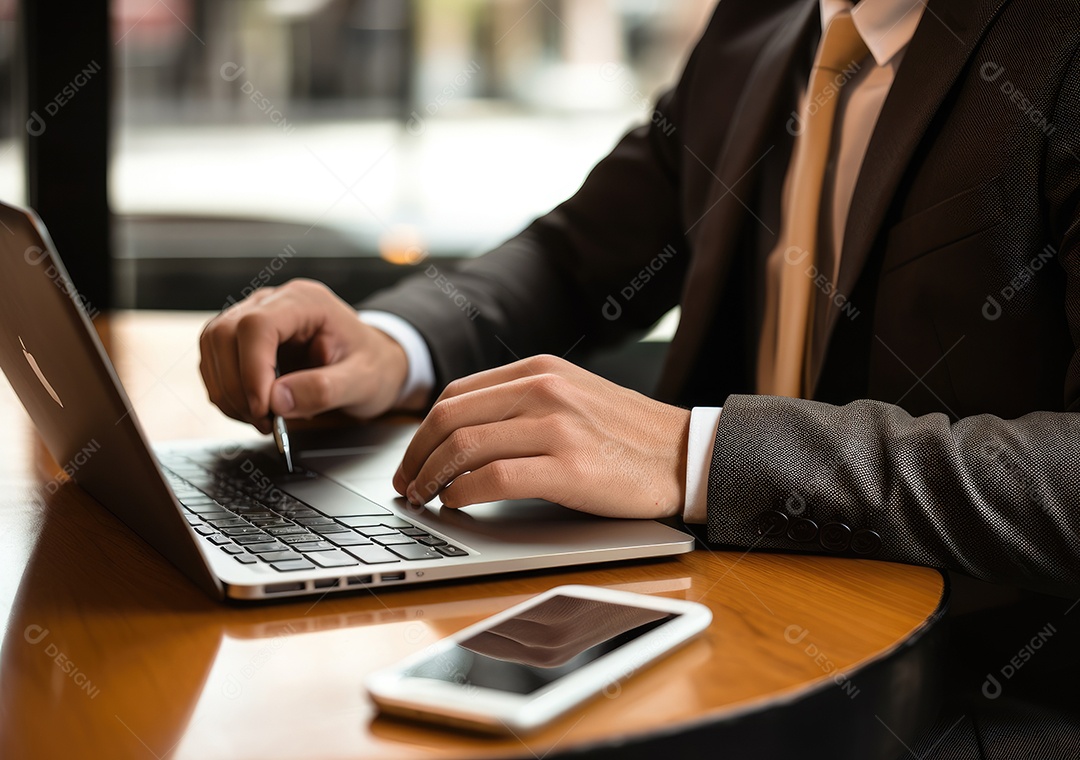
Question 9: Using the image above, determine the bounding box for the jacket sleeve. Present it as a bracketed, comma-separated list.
[358, 50, 711, 392]
[704, 48, 1080, 599]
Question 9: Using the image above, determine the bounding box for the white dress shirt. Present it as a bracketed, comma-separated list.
[362, 0, 926, 523]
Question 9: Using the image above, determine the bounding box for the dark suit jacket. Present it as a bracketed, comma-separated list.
[365, 0, 1080, 600]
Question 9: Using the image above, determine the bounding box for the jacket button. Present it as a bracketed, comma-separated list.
[757, 510, 788, 537]
[787, 518, 819, 542]
[819, 522, 852, 552]
[850, 529, 882, 556]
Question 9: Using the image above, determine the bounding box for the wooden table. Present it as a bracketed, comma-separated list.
[0, 312, 948, 760]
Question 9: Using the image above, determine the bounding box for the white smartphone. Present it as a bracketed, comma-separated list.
[365, 584, 712, 734]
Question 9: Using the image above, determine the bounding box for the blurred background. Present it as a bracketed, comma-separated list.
[0, 0, 712, 309]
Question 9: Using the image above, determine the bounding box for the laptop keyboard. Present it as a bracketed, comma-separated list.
[159, 453, 469, 573]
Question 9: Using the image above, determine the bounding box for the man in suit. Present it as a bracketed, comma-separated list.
[199, 0, 1080, 755]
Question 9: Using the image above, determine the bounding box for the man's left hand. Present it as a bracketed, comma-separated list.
[392, 355, 690, 519]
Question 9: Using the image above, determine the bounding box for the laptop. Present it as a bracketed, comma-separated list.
[0, 201, 694, 601]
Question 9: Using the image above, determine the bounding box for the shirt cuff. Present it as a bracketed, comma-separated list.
[683, 406, 722, 524]
[357, 310, 436, 411]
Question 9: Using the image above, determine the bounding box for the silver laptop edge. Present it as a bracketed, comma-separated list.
[0, 201, 694, 602]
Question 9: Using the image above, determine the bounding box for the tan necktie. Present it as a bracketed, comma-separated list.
[757, 12, 868, 398]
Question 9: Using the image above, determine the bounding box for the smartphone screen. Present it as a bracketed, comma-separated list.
[402, 595, 678, 695]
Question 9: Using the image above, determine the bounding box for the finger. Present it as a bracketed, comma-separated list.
[200, 289, 291, 431]
[397, 376, 546, 488]
[433, 354, 570, 405]
[235, 310, 287, 420]
[232, 290, 329, 421]
[437, 456, 565, 509]
[198, 312, 250, 425]
[208, 318, 252, 424]
[404, 420, 543, 503]
[271, 357, 375, 419]
[198, 324, 223, 411]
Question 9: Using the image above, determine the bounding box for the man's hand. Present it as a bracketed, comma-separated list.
[393, 355, 690, 519]
[199, 279, 408, 433]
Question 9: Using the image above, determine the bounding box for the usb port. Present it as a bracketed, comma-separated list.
[380, 572, 406, 582]
[265, 582, 305, 594]
[346, 574, 374, 586]
[313, 578, 340, 589]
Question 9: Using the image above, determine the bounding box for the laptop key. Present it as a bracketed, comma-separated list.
[326, 533, 372, 547]
[310, 524, 351, 535]
[193, 525, 215, 536]
[435, 545, 469, 557]
[234, 533, 274, 545]
[399, 527, 428, 537]
[267, 525, 309, 536]
[307, 550, 360, 568]
[277, 533, 319, 544]
[372, 535, 417, 546]
[378, 517, 415, 529]
[356, 526, 398, 537]
[257, 550, 302, 562]
[233, 509, 275, 519]
[294, 517, 336, 527]
[270, 559, 316, 572]
[220, 545, 245, 555]
[194, 510, 235, 521]
[343, 545, 402, 565]
[338, 516, 388, 528]
[207, 534, 233, 545]
[182, 502, 222, 513]
[249, 518, 290, 528]
[208, 518, 247, 528]
[280, 508, 319, 519]
[291, 540, 336, 553]
[234, 555, 258, 565]
[414, 535, 448, 547]
[246, 541, 291, 553]
[221, 526, 265, 536]
[389, 544, 444, 561]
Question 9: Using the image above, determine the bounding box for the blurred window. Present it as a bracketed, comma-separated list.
[0, 0, 22, 207]
[111, 0, 714, 307]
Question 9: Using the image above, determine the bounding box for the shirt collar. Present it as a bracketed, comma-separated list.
[819, 0, 927, 67]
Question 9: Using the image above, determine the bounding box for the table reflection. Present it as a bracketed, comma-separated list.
[0, 477, 697, 760]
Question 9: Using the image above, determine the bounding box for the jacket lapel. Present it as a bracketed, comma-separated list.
[658, 0, 817, 401]
[806, 0, 1011, 393]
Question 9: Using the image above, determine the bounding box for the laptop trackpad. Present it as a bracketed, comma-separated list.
[276, 477, 393, 518]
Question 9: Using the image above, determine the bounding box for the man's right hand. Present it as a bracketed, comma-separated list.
[199, 279, 409, 434]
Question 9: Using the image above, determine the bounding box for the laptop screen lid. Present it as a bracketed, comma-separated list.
[0, 201, 222, 598]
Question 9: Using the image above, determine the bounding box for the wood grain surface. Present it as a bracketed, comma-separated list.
[0, 312, 946, 759]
